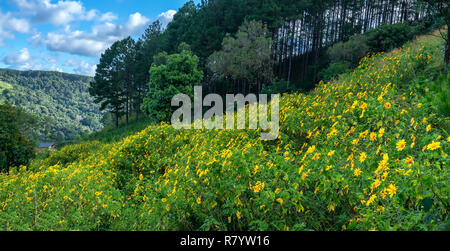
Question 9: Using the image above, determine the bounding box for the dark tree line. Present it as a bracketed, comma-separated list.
[90, 0, 446, 126]
[270, 0, 441, 86]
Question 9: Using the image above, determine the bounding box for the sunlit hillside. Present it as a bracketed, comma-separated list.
[0, 69, 102, 141]
[0, 31, 448, 231]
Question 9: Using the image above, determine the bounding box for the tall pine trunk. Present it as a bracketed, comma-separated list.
[446, 25, 450, 72]
[115, 110, 119, 128]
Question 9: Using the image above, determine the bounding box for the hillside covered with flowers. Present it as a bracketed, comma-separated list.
[0, 31, 448, 231]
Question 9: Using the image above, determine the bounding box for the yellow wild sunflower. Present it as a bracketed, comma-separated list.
[396, 140, 406, 152]
[427, 141, 441, 151]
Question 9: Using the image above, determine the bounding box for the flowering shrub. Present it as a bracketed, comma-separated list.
[0, 33, 448, 231]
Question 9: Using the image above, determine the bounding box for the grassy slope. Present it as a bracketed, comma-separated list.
[78, 116, 154, 144]
[0, 32, 448, 231]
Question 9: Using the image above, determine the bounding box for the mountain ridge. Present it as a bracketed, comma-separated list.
[0, 68, 92, 79]
[0, 68, 102, 142]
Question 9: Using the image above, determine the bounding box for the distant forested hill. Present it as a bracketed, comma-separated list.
[0, 69, 102, 141]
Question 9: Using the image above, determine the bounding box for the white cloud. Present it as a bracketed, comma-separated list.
[100, 12, 118, 22]
[3, 48, 40, 70]
[64, 58, 96, 76]
[0, 30, 15, 46]
[4, 48, 31, 65]
[10, 0, 97, 26]
[2, 48, 96, 75]
[37, 12, 150, 57]
[157, 10, 176, 28]
[0, 11, 31, 44]
[42, 31, 108, 57]
[5, 17, 31, 33]
[126, 13, 150, 33]
[75, 61, 96, 76]
[48, 64, 63, 72]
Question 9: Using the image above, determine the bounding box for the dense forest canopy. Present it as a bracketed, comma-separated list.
[91, 0, 446, 127]
[0, 69, 102, 142]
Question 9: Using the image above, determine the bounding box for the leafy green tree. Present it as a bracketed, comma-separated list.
[90, 38, 136, 128]
[141, 48, 203, 122]
[207, 20, 273, 93]
[120, 37, 137, 125]
[135, 21, 164, 118]
[365, 23, 415, 53]
[327, 34, 369, 67]
[0, 104, 35, 172]
[318, 62, 351, 82]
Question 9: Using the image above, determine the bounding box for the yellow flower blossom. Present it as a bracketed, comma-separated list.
[427, 141, 441, 151]
[370, 132, 377, 141]
[251, 181, 265, 193]
[378, 128, 385, 138]
[386, 184, 398, 198]
[405, 157, 414, 166]
[396, 140, 406, 152]
[371, 179, 381, 190]
[306, 145, 316, 155]
[359, 152, 367, 163]
[366, 195, 377, 206]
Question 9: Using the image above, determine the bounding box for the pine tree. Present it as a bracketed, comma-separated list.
[90, 41, 126, 128]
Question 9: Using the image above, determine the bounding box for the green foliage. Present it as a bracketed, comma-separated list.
[261, 80, 298, 95]
[414, 74, 450, 117]
[365, 23, 417, 53]
[207, 20, 273, 93]
[164, 0, 250, 64]
[0, 69, 102, 141]
[320, 22, 435, 84]
[141, 49, 203, 122]
[0, 104, 35, 172]
[90, 37, 137, 128]
[318, 62, 351, 83]
[81, 115, 154, 144]
[327, 34, 369, 67]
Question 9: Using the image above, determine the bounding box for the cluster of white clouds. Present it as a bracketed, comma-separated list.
[11, 0, 97, 26]
[33, 12, 151, 57]
[0, 11, 31, 44]
[3, 48, 33, 69]
[3, 48, 64, 72]
[64, 58, 96, 76]
[0, 0, 177, 76]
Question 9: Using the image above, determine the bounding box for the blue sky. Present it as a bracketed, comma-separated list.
[0, 0, 200, 76]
